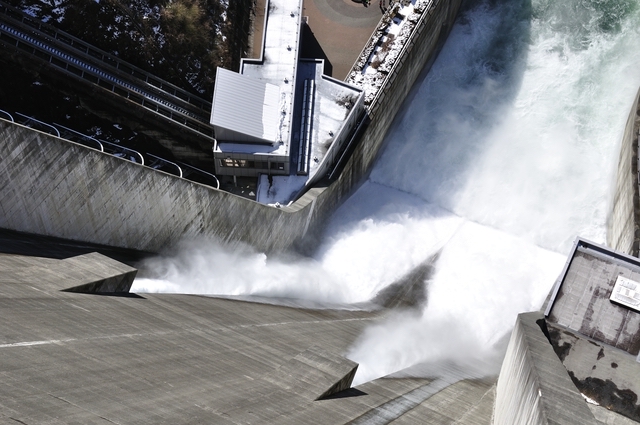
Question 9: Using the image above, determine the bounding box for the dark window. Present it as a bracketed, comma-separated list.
[220, 158, 234, 167]
[220, 159, 256, 168]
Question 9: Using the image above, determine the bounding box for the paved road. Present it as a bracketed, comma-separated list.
[303, 0, 383, 79]
[250, 0, 382, 80]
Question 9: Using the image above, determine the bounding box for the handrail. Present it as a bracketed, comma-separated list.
[98, 138, 145, 165]
[0, 12, 216, 140]
[177, 161, 220, 189]
[52, 123, 144, 164]
[7, 111, 222, 187]
[0, 108, 13, 121]
[53, 123, 104, 152]
[15, 112, 60, 137]
[146, 153, 182, 178]
[0, 22, 207, 122]
[0, 0, 210, 112]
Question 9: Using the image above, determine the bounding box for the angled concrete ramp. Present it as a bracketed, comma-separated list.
[60, 252, 137, 293]
[0, 252, 137, 293]
[0, 249, 500, 424]
[262, 346, 359, 400]
[494, 312, 598, 425]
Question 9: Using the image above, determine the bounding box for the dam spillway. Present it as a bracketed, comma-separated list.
[2, 0, 640, 422]
[1, 0, 640, 401]
[136, 0, 640, 387]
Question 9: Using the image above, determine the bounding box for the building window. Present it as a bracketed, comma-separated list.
[220, 159, 255, 168]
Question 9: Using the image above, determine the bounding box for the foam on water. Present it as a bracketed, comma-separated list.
[133, 0, 640, 385]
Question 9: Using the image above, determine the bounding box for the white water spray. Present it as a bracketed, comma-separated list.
[133, 0, 640, 385]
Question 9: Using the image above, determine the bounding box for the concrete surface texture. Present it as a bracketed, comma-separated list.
[494, 312, 599, 425]
[548, 323, 640, 423]
[540, 238, 640, 423]
[0, 251, 136, 293]
[0, 119, 315, 253]
[607, 86, 640, 256]
[546, 241, 640, 355]
[0, 251, 496, 424]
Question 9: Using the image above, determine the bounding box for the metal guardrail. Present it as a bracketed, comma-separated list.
[0, 108, 13, 121]
[146, 153, 182, 178]
[0, 1, 209, 108]
[101, 140, 145, 165]
[53, 123, 104, 152]
[178, 161, 220, 189]
[52, 123, 145, 165]
[0, 1, 216, 140]
[14, 112, 60, 137]
[4, 110, 224, 186]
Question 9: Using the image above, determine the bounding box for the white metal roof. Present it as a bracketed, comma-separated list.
[210, 68, 280, 144]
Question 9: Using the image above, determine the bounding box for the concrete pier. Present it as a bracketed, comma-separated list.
[608, 86, 640, 256]
[494, 312, 598, 425]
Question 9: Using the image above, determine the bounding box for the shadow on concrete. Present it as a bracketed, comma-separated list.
[0, 228, 154, 266]
[371, 251, 440, 309]
[321, 387, 368, 399]
[94, 292, 146, 299]
[300, 23, 333, 77]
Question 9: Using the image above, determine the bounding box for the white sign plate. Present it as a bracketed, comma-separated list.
[610, 275, 640, 312]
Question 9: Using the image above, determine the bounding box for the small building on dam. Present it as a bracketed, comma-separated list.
[210, 0, 364, 204]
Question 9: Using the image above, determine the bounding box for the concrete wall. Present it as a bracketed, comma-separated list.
[607, 87, 640, 256]
[306, 75, 366, 189]
[0, 0, 462, 254]
[493, 312, 598, 425]
[0, 121, 313, 253]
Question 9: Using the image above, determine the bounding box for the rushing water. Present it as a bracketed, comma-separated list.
[133, 0, 640, 384]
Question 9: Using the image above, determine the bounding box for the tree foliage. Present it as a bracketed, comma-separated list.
[8, 0, 255, 98]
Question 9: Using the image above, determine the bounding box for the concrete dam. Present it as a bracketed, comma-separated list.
[2, 0, 640, 423]
[134, 0, 640, 417]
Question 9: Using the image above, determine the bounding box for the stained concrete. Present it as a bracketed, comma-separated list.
[546, 241, 640, 355]
[548, 323, 640, 423]
[541, 238, 640, 424]
[494, 312, 598, 425]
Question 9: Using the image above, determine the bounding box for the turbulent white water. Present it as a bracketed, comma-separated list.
[133, 0, 640, 385]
